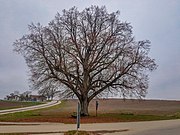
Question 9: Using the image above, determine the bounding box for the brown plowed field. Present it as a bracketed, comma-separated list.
[0, 99, 180, 123]
[60, 99, 180, 115]
[0, 100, 42, 110]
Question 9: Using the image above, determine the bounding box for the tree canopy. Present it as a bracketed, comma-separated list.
[14, 6, 157, 115]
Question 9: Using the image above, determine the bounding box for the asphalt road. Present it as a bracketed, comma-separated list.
[0, 100, 61, 115]
[134, 126, 180, 135]
[105, 119, 180, 135]
[0, 119, 179, 134]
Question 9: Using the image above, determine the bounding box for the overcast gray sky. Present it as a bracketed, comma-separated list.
[0, 0, 180, 100]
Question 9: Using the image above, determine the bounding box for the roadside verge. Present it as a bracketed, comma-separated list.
[0, 100, 61, 115]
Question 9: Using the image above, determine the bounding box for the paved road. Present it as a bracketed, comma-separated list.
[105, 119, 180, 135]
[0, 119, 179, 134]
[133, 126, 180, 135]
[0, 100, 61, 115]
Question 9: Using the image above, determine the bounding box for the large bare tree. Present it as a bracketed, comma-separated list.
[14, 6, 157, 116]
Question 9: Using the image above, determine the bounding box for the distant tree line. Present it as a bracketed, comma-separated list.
[4, 91, 47, 102]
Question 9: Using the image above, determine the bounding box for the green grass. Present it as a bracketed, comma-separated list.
[0, 110, 40, 121]
[0, 100, 180, 123]
[99, 112, 180, 121]
[65, 130, 90, 135]
[0, 101, 65, 122]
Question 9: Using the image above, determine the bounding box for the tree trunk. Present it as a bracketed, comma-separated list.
[80, 97, 89, 116]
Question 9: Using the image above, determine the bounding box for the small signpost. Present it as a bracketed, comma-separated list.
[96, 100, 99, 117]
[77, 102, 81, 130]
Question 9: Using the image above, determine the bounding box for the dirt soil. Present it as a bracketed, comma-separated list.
[59, 99, 180, 115]
[1, 99, 180, 123]
[0, 100, 44, 111]
[0, 100, 33, 110]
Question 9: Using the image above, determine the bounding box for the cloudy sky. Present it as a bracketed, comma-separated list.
[0, 0, 179, 100]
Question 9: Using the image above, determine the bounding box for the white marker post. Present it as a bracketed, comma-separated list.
[77, 102, 81, 130]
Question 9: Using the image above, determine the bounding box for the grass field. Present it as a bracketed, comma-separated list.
[0, 99, 180, 123]
[0, 100, 44, 110]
